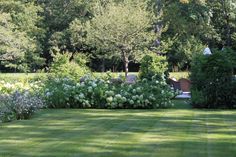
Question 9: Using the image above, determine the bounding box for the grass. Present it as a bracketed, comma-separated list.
[1, 100, 236, 157]
[169, 72, 190, 79]
[0, 73, 46, 82]
[0, 72, 189, 82]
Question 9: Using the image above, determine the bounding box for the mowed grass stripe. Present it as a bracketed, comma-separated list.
[148, 110, 204, 157]
[99, 111, 167, 157]
[1, 109, 236, 157]
[125, 110, 183, 157]
[0, 110, 133, 157]
[167, 110, 201, 157]
[72, 111, 166, 157]
[206, 111, 236, 157]
[182, 110, 208, 157]
[0, 110, 163, 157]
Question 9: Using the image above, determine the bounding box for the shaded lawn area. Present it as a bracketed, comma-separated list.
[0, 102, 236, 157]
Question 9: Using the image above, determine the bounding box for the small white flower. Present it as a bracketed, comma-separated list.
[81, 82, 85, 87]
[132, 96, 136, 100]
[106, 97, 113, 103]
[132, 89, 136, 93]
[115, 94, 122, 99]
[79, 93, 85, 99]
[129, 100, 134, 104]
[139, 95, 144, 100]
[136, 87, 141, 93]
[122, 97, 127, 102]
[92, 83, 97, 88]
[46, 92, 51, 97]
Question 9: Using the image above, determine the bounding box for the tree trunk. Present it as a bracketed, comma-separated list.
[124, 59, 129, 78]
[101, 58, 105, 72]
[122, 50, 129, 78]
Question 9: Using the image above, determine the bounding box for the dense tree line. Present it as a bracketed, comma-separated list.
[0, 0, 235, 72]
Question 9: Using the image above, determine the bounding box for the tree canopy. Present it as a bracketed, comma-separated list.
[0, 1, 44, 71]
[83, 1, 156, 76]
[0, 0, 235, 72]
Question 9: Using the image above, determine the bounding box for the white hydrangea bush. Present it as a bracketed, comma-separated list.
[43, 75, 174, 109]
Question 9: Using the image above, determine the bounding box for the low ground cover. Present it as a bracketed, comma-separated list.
[0, 101, 236, 157]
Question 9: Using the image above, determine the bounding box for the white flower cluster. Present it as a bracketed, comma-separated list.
[44, 76, 175, 109]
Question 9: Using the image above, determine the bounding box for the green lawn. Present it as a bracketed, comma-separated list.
[0, 72, 189, 82]
[0, 73, 46, 82]
[169, 72, 190, 79]
[1, 101, 236, 157]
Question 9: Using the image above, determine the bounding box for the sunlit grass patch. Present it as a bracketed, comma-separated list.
[0, 107, 236, 157]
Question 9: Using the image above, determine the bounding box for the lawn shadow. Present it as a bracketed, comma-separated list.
[0, 109, 236, 157]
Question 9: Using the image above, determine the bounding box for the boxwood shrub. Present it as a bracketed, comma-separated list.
[190, 49, 236, 108]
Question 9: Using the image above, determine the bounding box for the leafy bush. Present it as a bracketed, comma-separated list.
[9, 91, 45, 120]
[223, 48, 236, 73]
[43, 75, 174, 109]
[139, 53, 168, 81]
[190, 54, 207, 91]
[191, 50, 236, 108]
[0, 95, 14, 123]
[0, 78, 45, 123]
[0, 91, 45, 122]
[50, 53, 89, 81]
[167, 36, 205, 71]
[43, 77, 77, 108]
[191, 89, 207, 108]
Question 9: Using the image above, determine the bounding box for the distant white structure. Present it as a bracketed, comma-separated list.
[203, 46, 212, 55]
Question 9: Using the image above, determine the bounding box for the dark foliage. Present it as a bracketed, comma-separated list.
[191, 49, 236, 108]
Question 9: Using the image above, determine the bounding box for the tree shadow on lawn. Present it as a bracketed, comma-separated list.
[0, 109, 236, 157]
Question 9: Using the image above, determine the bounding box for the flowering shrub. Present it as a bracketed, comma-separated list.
[104, 77, 174, 109]
[0, 79, 45, 123]
[0, 91, 45, 123]
[43, 77, 77, 108]
[43, 75, 174, 109]
[9, 91, 45, 120]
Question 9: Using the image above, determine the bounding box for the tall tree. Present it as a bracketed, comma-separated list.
[37, 0, 96, 56]
[153, 0, 218, 71]
[84, 1, 156, 77]
[207, 0, 236, 47]
[0, 0, 45, 71]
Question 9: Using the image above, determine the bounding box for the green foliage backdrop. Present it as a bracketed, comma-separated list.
[0, 0, 235, 72]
